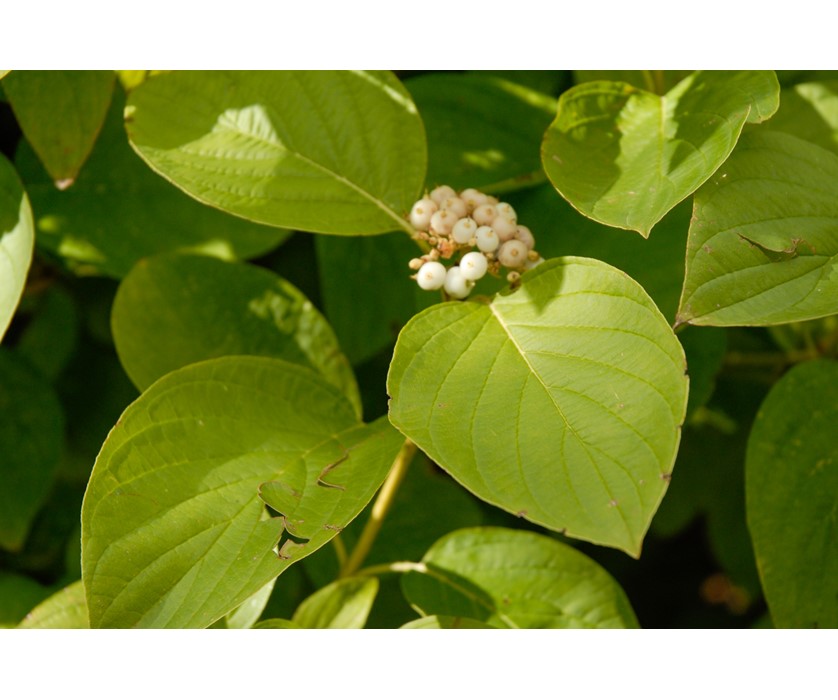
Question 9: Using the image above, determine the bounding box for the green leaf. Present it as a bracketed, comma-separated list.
[401, 527, 639, 628]
[0, 348, 64, 551]
[15, 286, 79, 381]
[17, 581, 89, 629]
[679, 326, 727, 417]
[406, 73, 556, 193]
[0, 572, 51, 627]
[3, 70, 114, 187]
[573, 70, 694, 94]
[126, 71, 426, 235]
[401, 615, 497, 629]
[746, 360, 838, 628]
[388, 257, 688, 556]
[15, 89, 288, 278]
[766, 81, 838, 155]
[542, 71, 780, 236]
[507, 185, 692, 321]
[82, 356, 403, 628]
[253, 618, 301, 629]
[112, 252, 361, 417]
[677, 130, 838, 327]
[224, 578, 276, 629]
[315, 233, 430, 365]
[291, 576, 378, 629]
[0, 152, 33, 341]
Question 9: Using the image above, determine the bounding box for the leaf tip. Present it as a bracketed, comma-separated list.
[54, 178, 74, 191]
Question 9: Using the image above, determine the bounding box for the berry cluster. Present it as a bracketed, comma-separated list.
[407, 185, 544, 299]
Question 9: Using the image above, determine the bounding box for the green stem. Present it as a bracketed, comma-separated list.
[331, 534, 348, 569]
[723, 348, 820, 368]
[339, 439, 417, 578]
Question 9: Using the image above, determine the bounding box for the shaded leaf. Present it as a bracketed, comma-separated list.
[112, 252, 360, 417]
[746, 360, 838, 628]
[677, 130, 838, 327]
[17, 581, 88, 628]
[15, 285, 79, 380]
[126, 71, 425, 235]
[401, 527, 639, 628]
[315, 232, 430, 365]
[15, 89, 288, 278]
[3, 70, 114, 186]
[0, 572, 51, 627]
[767, 81, 838, 155]
[407, 73, 556, 193]
[507, 185, 692, 321]
[0, 348, 64, 551]
[0, 152, 33, 341]
[292, 576, 378, 629]
[542, 71, 779, 236]
[388, 257, 688, 555]
[82, 356, 403, 628]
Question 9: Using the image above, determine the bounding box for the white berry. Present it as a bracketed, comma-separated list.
[475, 225, 499, 252]
[440, 197, 468, 219]
[459, 188, 489, 211]
[514, 225, 535, 249]
[430, 209, 458, 235]
[451, 217, 477, 244]
[495, 202, 517, 221]
[444, 266, 474, 299]
[429, 185, 457, 205]
[409, 198, 438, 231]
[492, 214, 518, 242]
[498, 239, 528, 268]
[472, 204, 498, 226]
[416, 261, 447, 290]
[460, 252, 488, 281]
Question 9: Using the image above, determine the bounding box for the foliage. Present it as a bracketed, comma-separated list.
[0, 69, 835, 629]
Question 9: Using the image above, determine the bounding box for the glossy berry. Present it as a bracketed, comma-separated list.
[497, 239, 528, 268]
[440, 197, 468, 219]
[492, 214, 518, 242]
[444, 266, 474, 299]
[460, 251, 489, 281]
[430, 209, 458, 235]
[429, 185, 457, 205]
[475, 225, 500, 252]
[416, 261, 447, 290]
[459, 188, 489, 211]
[409, 198, 438, 230]
[472, 204, 498, 226]
[514, 225, 535, 249]
[451, 217, 478, 244]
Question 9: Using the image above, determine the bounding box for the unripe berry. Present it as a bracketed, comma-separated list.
[459, 188, 489, 211]
[440, 197, 468, 219]
[497, 239, 528, 268]
[514, 225, 535, 249]
[472, 204, 498, 226]
[459, 251, 489, 281]
[451, 217, 478, 244]
[475, 225, 500, 252]
[492, 214, 518, 242]
[416, 261, 447, 290]
[429, 185, 457, 205]
[444, 266, 474, 299]
[430, 209, 458, 235]
[409, 198, 438, 230]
